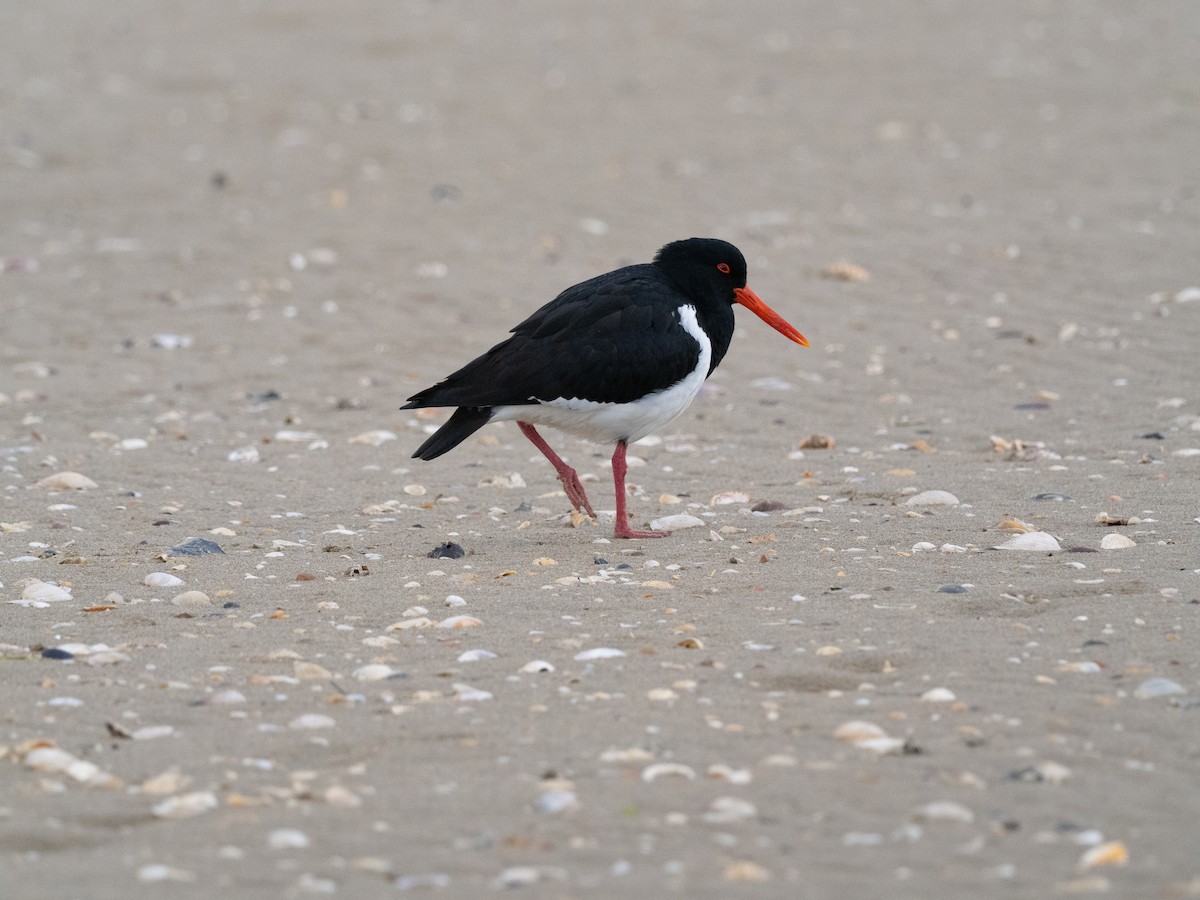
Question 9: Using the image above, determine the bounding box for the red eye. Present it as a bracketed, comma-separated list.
[717, 262, 731, 274]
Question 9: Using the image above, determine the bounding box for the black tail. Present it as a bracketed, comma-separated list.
[410, 407, 492, 460]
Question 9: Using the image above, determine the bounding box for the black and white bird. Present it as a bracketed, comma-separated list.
[402, 237, 809, 538]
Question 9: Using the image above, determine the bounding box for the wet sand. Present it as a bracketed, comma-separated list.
[2, 1, 1199, 897]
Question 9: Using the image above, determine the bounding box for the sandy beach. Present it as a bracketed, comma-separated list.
[2, 1, 1198, 897]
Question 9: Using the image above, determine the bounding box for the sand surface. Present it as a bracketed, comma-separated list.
[2, 1, 1199, 897]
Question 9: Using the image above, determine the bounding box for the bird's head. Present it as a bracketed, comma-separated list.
[654, 238, 809, 347]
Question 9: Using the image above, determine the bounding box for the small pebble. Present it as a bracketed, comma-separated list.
[428, 542, 465, 559]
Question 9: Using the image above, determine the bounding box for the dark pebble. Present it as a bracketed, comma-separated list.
[938, 584, 969, 594]
[428, 542, 465, 560]
[41, 647, 74, 660]
[169, 537, 225, 557]
[222, 601, 241, 609]
[1141, 432, 1165, 440]
[1031, 492, 1072, 501]
[594, 557, 609, 566]
[751, 500, 786, 512]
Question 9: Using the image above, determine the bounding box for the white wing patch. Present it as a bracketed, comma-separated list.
[491, 304, 711, 444]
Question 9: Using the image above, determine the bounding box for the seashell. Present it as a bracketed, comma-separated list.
[707, 764, 752, 785]
[641, 762, 696, 782]
[131, 725, 176, 741]
[84, 650, 131, 666]
[437, 615, 482, 629]
[920, 687, 957, 703]
[21, 581, 72, 603]
[704, 796, 758, 823]
[519, 660, 555, 673]
[1079, 840, 1129, 869]
[574, 647, 625, 661]
[137, 865, 196, 883]
[648, 514, 705, 531]
[353, 664, 399, 681]
[141, 769, 191, 795]
[993, 532, 1061, 551]
[293, 661, 332, 680]
[171, 590, 212, 607]
[169, 538, 224, 556]
[1099, 534, 1136, 549]
[267, 828, 310, 850]
[457, 649, 497, 662]
[710, 490, 751, 506]
[451, 683, 493, 701]
[227, 445, 260, 463]
[912, 800, 975, 824]
[144, 572, 184, 588]
[834, 720, 888, 742]
[348, 430, 398, 446]
[905, 490, 960, 506]
[1133, 677, 1184, 699]
[152, 791, 219, 819]
[646, 688, 678, 702]
[274, 429, 321, 442]
[387, 617, 435, 630]
[535, 789, 578, 814]
[288, 713, 336, 729]
[35, 471, 98, 490]
[854, 736, 907, 755]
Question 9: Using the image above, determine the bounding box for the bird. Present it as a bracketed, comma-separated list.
[402, 237, 809, 539]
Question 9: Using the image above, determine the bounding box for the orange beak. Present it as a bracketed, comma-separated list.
[734, 287, 809, 347]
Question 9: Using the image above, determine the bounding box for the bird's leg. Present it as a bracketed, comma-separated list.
[518, 422, 596, 519]
[611, 440, 670, 539]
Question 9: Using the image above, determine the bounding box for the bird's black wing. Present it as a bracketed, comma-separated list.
[402, 267, 702, 409]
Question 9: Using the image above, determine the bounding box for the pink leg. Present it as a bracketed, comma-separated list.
[611, 440, 670, 539]
[518, 422, 596, 518]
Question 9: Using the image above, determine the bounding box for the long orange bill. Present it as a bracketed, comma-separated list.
[734, 287, 809, 347]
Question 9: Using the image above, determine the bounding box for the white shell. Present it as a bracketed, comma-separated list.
[35, 471, 98, 490]
[648, 514, 705, 531]
[905, 490, 960, 506]
[993, 532, 1062, 551]
[144, 572, 185, 588]
[1100, 534, 1136, 549]
[152, 791, 219, 819]
[574, 647, 626, 661]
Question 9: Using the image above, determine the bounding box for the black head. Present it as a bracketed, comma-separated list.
[653, 237, 809, 348]
[653, 237, 748, 299]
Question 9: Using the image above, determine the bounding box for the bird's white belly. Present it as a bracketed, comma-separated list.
[491, 304, 711, 445]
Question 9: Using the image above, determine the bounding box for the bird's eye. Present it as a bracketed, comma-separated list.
[717, 262, 731, 274]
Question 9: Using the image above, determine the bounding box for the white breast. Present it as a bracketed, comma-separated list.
[491, 304, 711, 444]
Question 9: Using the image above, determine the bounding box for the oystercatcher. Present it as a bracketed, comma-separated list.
[402, 237, 808, 538]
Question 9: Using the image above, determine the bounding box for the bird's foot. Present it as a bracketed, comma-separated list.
[614, 523, 671, 540]
[557, 469, 597, 519]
